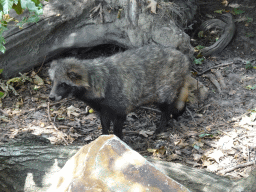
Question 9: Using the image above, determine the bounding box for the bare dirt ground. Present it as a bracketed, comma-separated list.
[0, 0, 255, 180]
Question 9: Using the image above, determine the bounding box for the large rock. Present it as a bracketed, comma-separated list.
[48, 135, 190, 192]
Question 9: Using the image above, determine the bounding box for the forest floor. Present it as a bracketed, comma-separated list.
[0, 0, 255, 180]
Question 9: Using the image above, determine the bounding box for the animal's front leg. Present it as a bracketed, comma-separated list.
[113, 116, 126, 139]
[100, 110, 111, 135]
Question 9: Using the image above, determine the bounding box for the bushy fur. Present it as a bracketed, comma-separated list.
[49, 45, 190, 138]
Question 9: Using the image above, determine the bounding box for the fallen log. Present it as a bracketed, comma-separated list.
[0, 0, 196, 79]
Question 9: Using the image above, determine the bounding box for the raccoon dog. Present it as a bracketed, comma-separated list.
[49, 45, 190, 139]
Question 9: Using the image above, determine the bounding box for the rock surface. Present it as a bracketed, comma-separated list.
[48, 135, 190, 192]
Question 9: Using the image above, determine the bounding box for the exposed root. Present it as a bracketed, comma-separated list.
[90, 3, 104, 23]
[203, 74, 222, 93]
[211, 69, 227, 89]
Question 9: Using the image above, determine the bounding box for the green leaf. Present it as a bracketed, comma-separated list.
[0, 68, 3, 74]
[193, 145, 200, 150]
[0, 0, 13, 14]
[245, 62, 253, 70]
[12, 1, 22, 15]
[246, 85, 256, 90]
[0, 42, 5, 53]
[20, 0, 42, 15]
[233, 8, 245, 15]
[26, 13, 40, 23]
[31, 0, 40, 6]
[193, 57, 204, 65]
[0, 91, 4, 98]
[195, 45, 205, 50]
[247, 17, 253, 23]
[198, 31, 204, 38]
[246, 33, 254, 38]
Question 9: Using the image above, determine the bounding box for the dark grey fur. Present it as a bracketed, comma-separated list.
[49, 45, 190, 138]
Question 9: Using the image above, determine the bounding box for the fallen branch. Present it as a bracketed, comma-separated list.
[197, 62, 233, 76]
[140, 106, 161, 113]
[220, 161, 255, 175]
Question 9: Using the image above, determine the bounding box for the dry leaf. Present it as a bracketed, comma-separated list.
[67, 105, 80, 117]
[84, 135, 93, 141]
[31, 71, 44, 86]
[208, 150, 224, 163]
[146, 0, 157, 14]
[193, 154, 202, 161]
[139, 130, 154, 137]
[167, 154, 181, 161]
[147, 148, 156, 153]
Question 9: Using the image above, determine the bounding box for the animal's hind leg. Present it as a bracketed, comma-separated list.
[155, 103, 172, 134]
[113, 115, 126, 139]
[100, 109, 111, 135]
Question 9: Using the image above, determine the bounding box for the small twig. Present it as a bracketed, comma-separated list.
[47, 102, 69, 145]
[123, 130, 140, 135]
[197, 62, 233, 76]
[195, 104, 211, 112]
[228, 111, 251, 123]
[0, 109, 10, 117]
[140, 106, 161, 113]
[220, 161, 255, 174]
[47, 101, 51, 122]
[49, 98, 74, 106]
[35, 56, 46, 75]
[186, 108, 196, 125]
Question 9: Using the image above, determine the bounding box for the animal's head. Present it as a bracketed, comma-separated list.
[48, 58, 90, 101]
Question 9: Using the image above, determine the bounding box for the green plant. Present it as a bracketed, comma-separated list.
[233, 8, 245, 15]
[0, 0, 48, 53]
[193, 57, 205, 65]
[195, 45, 205, 51]
[247, 17, 253, 23]
[246, 33, 255, 38]
[198, 31, 204, 38]
[246, 84, 256, 90]
[245, 61, 256, 70]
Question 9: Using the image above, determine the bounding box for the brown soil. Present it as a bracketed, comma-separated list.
[0, 0, 255, 179]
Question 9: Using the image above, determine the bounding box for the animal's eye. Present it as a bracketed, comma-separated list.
[67, 72, 82, 81]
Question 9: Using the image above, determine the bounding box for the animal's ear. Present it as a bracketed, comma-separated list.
[67, 72, 82, 81]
